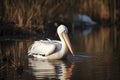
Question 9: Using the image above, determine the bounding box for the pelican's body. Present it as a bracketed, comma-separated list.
[28, 25, 74, 59]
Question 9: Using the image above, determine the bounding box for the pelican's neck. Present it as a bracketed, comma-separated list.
[58, 33, 68, 55]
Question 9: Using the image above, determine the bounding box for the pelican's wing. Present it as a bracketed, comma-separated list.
[28, 40, 56, 56]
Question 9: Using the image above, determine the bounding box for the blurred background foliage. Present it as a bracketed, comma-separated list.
[0, 0, 119, 36]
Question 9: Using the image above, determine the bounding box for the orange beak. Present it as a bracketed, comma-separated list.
[62, 31, 75, 56]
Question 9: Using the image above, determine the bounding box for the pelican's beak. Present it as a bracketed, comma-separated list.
[62, 31, 75, 56]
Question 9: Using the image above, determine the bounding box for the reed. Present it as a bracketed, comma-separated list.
[0, 0, 119, 30]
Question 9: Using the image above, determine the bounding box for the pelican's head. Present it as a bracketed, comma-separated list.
[57, 25, 74, 56]
[57, 25, 68, 35]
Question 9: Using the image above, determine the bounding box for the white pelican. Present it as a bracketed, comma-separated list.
[73, 14, 96, 26]
[28, 25, 74, 59]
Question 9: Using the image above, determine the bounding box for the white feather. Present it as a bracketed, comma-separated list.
[28, 25, 74, 59]
[28, 40, 56, 56]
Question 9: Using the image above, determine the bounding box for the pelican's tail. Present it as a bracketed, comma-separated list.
[28, 41, 40, 56]
[28, 44, 34, 56]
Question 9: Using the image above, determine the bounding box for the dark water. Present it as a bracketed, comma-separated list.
[0, 25, 120, 80]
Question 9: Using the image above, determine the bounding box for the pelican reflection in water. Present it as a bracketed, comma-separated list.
[28, 58, 74, 80]
[28, 25, 74, 59]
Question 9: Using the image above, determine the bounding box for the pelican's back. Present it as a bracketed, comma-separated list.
[28, 40, 56, 56]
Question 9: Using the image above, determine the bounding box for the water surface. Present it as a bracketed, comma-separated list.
[0, 25, 120, 80]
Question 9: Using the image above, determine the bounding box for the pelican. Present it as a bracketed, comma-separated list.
[28, 25, 74, 59]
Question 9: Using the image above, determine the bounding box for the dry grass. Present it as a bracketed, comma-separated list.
[0, 0, 119, 29]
